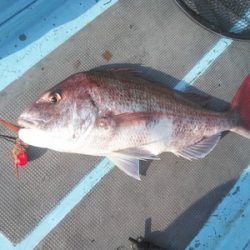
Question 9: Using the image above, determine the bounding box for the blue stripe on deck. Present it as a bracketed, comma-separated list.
[16, 159, 114, 250]
[0, 159, 114, 250]
[186, 165, 250, 250]
[0, 233, 13, 250]
[1, 2, 250, 250]
[174, 38, 232, 91]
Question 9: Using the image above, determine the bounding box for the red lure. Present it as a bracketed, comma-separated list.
[12, 139, 29, 177]
[0, 119, 29, 177]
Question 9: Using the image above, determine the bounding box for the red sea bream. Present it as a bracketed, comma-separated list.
[18, 69, 250, 180]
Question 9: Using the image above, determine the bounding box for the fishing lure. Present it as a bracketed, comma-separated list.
[12, 138, 28, 178]
[0, 119, 29, 177]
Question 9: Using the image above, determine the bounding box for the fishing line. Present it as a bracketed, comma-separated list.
[0, 134, 17, 143]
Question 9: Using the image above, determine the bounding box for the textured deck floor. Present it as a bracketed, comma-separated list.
[0, 1, 250, 249]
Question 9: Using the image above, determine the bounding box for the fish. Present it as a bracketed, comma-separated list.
[17, 69, 250, 180]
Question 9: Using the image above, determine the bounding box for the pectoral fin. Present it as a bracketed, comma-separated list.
[175, 133, 221, 160]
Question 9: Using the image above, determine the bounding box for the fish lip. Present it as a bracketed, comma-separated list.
[18, 117, 37, 129]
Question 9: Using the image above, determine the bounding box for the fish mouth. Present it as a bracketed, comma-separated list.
[18, 116, 38, 129]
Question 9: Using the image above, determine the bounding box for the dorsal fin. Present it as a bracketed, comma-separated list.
[89, 68, 148, 83]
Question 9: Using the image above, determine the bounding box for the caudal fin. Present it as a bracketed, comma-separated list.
[231, 74, 250, 139]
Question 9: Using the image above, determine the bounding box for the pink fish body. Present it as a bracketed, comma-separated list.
[18, 69, 250, 179]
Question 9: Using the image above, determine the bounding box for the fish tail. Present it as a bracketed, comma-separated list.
[231, 74, 250, 139]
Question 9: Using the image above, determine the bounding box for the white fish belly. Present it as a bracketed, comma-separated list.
[76, 117, 175, 156]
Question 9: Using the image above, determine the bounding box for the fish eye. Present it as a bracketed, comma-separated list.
[49, 92, 61, 104]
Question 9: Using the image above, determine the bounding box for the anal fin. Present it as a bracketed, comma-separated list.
[175, 133, 221, 160]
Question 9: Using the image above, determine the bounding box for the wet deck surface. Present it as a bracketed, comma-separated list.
[0, 1, 250, 249]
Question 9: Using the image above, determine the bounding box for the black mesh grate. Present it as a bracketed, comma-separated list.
[176, 0, 250, 40]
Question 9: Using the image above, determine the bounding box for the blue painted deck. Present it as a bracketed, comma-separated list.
[0, 0, 118, 90]
[0, 1, 250, 249]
